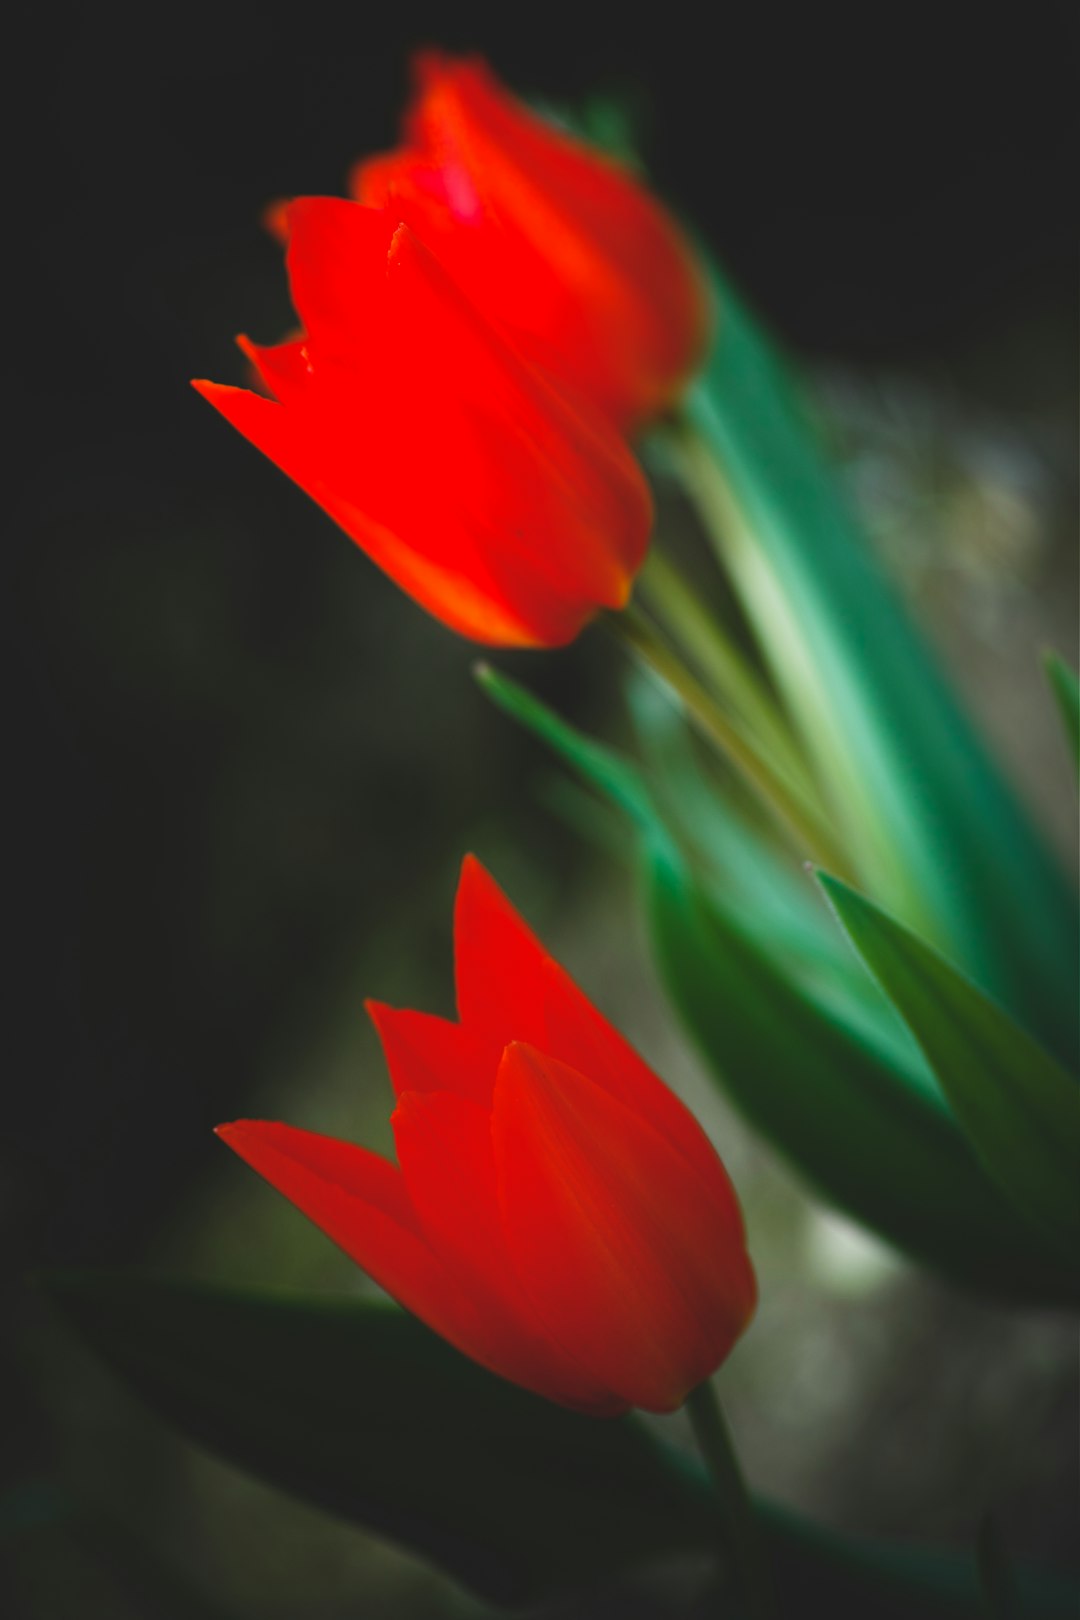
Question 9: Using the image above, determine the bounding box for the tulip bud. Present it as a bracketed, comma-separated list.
[218, 857, 756, 1414]
[194, 206, 651, 648]
[352, 53, 711, 430]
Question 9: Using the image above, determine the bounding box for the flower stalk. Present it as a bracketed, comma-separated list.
[685, 1380, 777, 1620]
[604, 601, 854, 878]
[637, 548, 813, 798]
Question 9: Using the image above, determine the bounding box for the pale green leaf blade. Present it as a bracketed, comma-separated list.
[1044, 650, 1079, 775]
[684, 262, 1079, 1070]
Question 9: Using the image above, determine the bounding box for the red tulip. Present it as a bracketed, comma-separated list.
[351, 52, 711, 429]
[193, 206, 651, 648]
[218, 857, 756, 1415]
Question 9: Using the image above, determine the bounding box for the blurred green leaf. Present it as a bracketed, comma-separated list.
[626, 673, 936, 1080]
[1, 1478, 239, 1619]
[477, 666, 1075, 1305]
[1043, 651, 1079, 776]
[476, 660, 657, 833]
[648, 846, 1074, 1304]
[682, 265, 1079, 1070]
[818, 873, 1080, 1261]
[44, 1272, 706, 1605]
[43, 1272, 1077, 1618]
[488, 660, 921, 1077]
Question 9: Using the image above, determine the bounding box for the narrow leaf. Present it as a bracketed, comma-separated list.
[648, 847, 1074, 1303]
[475, 660, 656, 834]
[43, 1272, 1077, 1618]
[626, 671, 929, 1067]
[684, 264, 1079, 1070]
[1044, 650, 1079, 775]
[43, 1272, 706, 1604]
[819, 873, 1080, 1259]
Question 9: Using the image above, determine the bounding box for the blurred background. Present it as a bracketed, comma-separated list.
[5, 4, 1078, 1615]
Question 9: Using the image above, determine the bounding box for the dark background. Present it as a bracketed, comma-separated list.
[5, 5, 1078, 1615]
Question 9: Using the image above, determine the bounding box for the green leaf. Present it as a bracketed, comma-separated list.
[648, 846, 1075, 1304]
[42, 1272, 1077, 1618]
[626, 671, 933, 1073]
[44, 1272, 705, 1605]
[1044, 650, 1079, 775]
[683, 265, 1079, 1070]
[818, 873, 1080, 1260]
[477, 666, 1076, 1304]
[488, 660, 927, 1083]
[475, 660, 658, 836]
[2, 1479, 241, 1618]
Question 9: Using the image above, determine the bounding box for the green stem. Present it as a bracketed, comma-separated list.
[638, 548, 814, 798]
[685, 1381, 777, 1620]
[604, 601, 854, 878]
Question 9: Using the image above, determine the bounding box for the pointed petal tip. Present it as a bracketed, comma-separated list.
[384, 219, 433, 282]
[364, 995, 418, 1043]
[261, 196, 292, 243]
[214, 1120, 248, 1147]
[497, 1036, 536, 1066]
[409, 47, 488, 96]
[455, 851, 490, 908]
[387, 1090, 423, 1135]
[409, 46, 450, 86]
[214, 1118, 263, 1139]
[191, 377, 252, 407]
[455, 853, 504, 928]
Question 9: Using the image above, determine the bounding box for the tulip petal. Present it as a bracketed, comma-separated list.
[492, 1045, 756, 1413]
[540, 955, 735, 1195]
[453, 855, 548, 1058]
[454, 858, 739, 1192]
[393, 1089, 622, 1413]
[366, 52, 708, 427]
[376, 226, 651, 616]
[261, 196, 292, 244]
[215, 1121, 487, 1355]
[191, 379, 554, 646]
[352, 149, 482, 225]
[365, 1000, 498, 1108]
[284, 197, 398, 352]
[236, 334, 314, 404]
[197, 200, 651, 648]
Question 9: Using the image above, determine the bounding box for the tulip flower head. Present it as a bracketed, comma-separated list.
[218, 857, 756, 1415]
[193, 206, 651, 648]
[353, 52, 711, 429]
